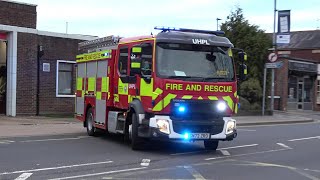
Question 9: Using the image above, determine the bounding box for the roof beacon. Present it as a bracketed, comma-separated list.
[154, 26, 225, 36]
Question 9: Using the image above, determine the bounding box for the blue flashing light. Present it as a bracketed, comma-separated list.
[154, 26, 225, 35]
[184, 133, 190, 140]
[178, 106, 186, 113]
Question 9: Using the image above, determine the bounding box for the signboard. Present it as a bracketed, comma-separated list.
[265, 61, 283, 69]
[43, 63, 50, 72]
[288, 61, 317, 73]
[278, 10, 291, 33]
[277, 10, 291, 45]
[0, 33, 6, 40]
[276, 34, 290, 44]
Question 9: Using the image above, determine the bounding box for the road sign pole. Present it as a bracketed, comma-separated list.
[271, 69, 275, 113]
[270, 0, 277, 114]
[262, 67, 267, 116]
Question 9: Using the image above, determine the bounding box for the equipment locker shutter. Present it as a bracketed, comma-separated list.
[95, 60, 108, 124]
[76, 63, 86, 115]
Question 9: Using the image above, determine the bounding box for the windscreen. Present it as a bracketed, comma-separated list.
[156, 43, 234, 81]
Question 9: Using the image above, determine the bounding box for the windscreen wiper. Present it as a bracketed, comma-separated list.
[166, 76, 204, 81]
[202, 77, 233, 82]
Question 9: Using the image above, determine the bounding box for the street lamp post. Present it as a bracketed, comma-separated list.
[216, 18, 221, 30]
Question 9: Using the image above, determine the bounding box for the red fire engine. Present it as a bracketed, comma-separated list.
[75, 27, 248, 150]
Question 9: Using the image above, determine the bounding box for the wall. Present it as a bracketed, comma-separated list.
[37, 35, 82, 115]
[0, 41, 6, 67]
[0, 1, 37, 28]
[275, 49, 320, 111]
[16, 32, 38, 115]
[275, 59, 289, 111]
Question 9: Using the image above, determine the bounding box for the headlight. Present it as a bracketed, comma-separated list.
[226, 120, 236, 134]
[217, 102, 227, 112]
[156, 119, 170, 134]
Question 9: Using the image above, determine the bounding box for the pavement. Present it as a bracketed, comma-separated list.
[0, 111, 317, 138]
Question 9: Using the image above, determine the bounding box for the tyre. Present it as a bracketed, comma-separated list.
[86, 108, 96, 136]
[130, 113, 144, 150]
[204, 140, 219, 151]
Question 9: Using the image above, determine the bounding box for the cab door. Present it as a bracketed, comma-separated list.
[128, 42, 154, 111]
[114, 45, 130, 109]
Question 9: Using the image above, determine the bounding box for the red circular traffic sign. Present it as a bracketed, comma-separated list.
[268, 52, 278, 62]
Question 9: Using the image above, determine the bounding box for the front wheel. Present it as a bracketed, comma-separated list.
[86, 108, 96, 136]
[204, 140, 219, 151]
[130, 113, 145, 150]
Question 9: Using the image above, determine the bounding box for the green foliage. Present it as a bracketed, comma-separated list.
[221, 7, 272, 83]
[240, 78, 262, 104]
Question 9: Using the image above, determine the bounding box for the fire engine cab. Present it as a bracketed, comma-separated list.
[75, 27, 248, 150]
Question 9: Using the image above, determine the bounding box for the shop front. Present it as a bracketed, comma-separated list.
[287, 60, 317, 110]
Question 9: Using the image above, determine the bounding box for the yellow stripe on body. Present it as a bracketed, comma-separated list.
[76, 50, 112, 63]
[131, 62, 141, 68]
[114, 94, 119, 102]
[152, 88, 163, 100]
[140, 79, 153, 97]
[223, 96, 234, 111]
[153, 93, 176, 111]
[182, 95, 193, 99]
[88, 77, 96, 92]
[101, 77, 109, 92]
[96, 92, 102, 100]
[208, 96, 218, 100]
[77, 78, 83, 91]
[118, 78, 128, 95]
[163, 94, 177, 109]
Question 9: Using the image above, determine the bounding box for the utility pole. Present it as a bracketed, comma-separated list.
[66, 22, 68, 34]
[271, 0, 277, 114]
[216, 18, 221, 31]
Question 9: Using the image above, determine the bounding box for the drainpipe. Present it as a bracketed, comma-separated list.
[36, 45, 44, 115]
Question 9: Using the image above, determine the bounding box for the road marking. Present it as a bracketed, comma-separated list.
[184, 166, 206, 180]
[0, 161, 113, 175]
[14, 173, 33, 180]
[170, 143, 258, 156]
[20, 136, 89, 143]
[288, 136, 320, 142]
[0, 140, 15, 144]
[205, 148, 288, 161]
[218, 144, 258, 150]
[304, 168, 320, 173]
[48, 167, 147, 180]
[233, 160, 320, 180]
[140, 159, 151, 167]
[237, 129, 257, 132]
[276, 143, 292, 149]
[220, 150, 231, 156]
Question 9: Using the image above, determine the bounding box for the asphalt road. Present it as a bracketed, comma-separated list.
[0, 122, 319, 180]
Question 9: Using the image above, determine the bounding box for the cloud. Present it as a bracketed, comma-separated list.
[13, 0, 320, 36]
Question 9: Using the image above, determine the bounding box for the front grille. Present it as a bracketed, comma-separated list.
[172, 121, 224, 134]
[170, 99, 227, 120]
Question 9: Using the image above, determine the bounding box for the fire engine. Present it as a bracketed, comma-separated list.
[75, 27, 248, 150]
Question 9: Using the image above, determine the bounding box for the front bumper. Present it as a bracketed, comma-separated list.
[138, 115, 237, 141]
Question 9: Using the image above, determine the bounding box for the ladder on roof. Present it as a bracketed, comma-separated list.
[78, 35, 121, 53]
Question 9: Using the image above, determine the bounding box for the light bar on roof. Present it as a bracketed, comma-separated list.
[154, 26, 225, 35]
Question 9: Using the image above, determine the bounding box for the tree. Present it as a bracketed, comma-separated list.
[221, 7, 272, 104]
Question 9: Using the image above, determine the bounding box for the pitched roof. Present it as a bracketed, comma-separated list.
[277, 30, 320, 49]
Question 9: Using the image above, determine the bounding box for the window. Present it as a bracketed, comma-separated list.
[141, 43, 153, 76]
[317, 77, 320, 104]
[118, 47, 128, 75]
[56, 60, 75, 97]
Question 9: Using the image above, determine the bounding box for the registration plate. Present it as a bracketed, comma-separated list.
[190, 133, 210, 139]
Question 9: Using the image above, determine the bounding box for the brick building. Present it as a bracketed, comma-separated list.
[0, 0, 95, 116]
[274, 30, 320, 111]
